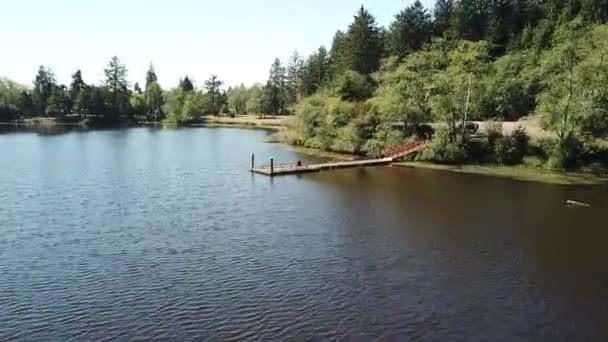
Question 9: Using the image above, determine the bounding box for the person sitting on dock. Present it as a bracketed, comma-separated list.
[297, 160, 302, 167]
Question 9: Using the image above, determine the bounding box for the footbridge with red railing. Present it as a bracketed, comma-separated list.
[250, 140, 431, 176]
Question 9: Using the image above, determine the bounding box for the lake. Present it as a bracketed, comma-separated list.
[1, 127, 607, 341]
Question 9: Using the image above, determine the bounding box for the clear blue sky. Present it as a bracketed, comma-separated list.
[0, 0, 434, 89]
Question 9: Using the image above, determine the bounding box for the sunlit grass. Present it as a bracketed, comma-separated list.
[393, 161, 608, 185]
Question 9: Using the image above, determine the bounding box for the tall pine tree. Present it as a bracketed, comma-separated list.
[388, 0, 432, 58]
[345, 6, 384, 75]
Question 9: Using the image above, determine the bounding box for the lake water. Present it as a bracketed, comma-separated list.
[1, 127, 607, 341]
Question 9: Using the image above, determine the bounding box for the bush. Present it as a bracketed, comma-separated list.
[512, 125, 530, 155]
[485, 120, 503, 147]
[493, 127, 529, 165]
[494, 136, 520, 165]
[555, 135, 585, 169]
[429, 127, 467, 164]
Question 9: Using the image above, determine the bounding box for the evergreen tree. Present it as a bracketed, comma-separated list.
[145, 63, 158, 90]
[17, 91, 35, 118]
[286, 50, 305, 106]
[104, 56, 130, 119]
[204, 75, 223, 114]
[69, 69, 87, 113]
[179, 76, 194, 92]
[268, 59, 287, 114]
[32, 65, 56, 116]
[388, 0, 432, 58]
[434, 0, 454, 37]
[345, 6, 384, 75]
[303, 47, 331, 95]
[452, 0, 491, 41]
[134, 82, 142, 94]
[329, 30, 350, 79]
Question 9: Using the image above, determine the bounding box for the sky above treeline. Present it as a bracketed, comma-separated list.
[0, 0, 435, 89]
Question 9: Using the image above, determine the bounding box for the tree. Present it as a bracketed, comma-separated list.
[179, 76, 194, 92]
[145, 63, 158, 90]
[329, 30, 350, 79]
[345, 6, 384, 75]
[32, 65, 56, 116]
[46, 85, 71, 117]
[145, 82, 164, 121]
[247, 84, 271, 118]
[434, 0, 455, 37]
[268, 59, 287, 114]
[69, 69, 87, 117]
[134, 82, 142, 94]
[334, 70, 373, 101]
[87, 86, 108, 116]
[536, 26, 608, 166]
[302, 47, 331, 96]
[388, 0, 432, 59]
[204, 75, 223, 114]
[430, 41, 491, 143]
[17, 90, 36, 118]
[73, 87, 91, 116]
[452, 0, 491, 41]
[286, 50, 305, 105]
[104, 56, 130, 120]
[227, 84, 250, 114]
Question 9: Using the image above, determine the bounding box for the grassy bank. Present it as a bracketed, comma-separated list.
[393, 161, 608, 185]
[189, 115, 287, 131]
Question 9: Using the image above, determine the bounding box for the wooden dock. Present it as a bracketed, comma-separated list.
[251, 158, 393, 176]
[250, 140, 430, 176]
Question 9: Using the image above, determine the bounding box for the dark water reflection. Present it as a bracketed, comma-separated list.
[1, 128, 607, 341]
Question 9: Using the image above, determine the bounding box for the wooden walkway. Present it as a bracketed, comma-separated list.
[251, 140, 430, 176]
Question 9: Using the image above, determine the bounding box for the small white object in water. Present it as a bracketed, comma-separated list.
[566, 200, 591, 207]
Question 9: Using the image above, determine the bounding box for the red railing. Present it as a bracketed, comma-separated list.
[384, 140, 430, 159]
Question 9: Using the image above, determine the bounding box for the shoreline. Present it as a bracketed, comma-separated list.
[4, 117, 607, 185]
[392, 161, 608, 185]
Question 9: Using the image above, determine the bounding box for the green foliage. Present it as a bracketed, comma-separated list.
[204, 75, 223, 114]
[179, 76, 194, 92]
[145, 82, 165, 121]
[0, 78, 25, 121]
[46, 85, 71, 117]
[344, 6, 384, 75]
[430, 41, 490, 141]
[103, 56, 130, 120]
[227, 84, 250, 114]
[428, 126, 467, 164]
[333, 70, 373, 101]
[485, 120, 503, 147]
[388, 1, 432, 58]
[246, 84, 272, 117]
[267, 59, 287, 114]
[33, 65, 56, 116]
[163, 88, 206, 124]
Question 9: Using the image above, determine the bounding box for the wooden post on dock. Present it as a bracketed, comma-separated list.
[270, 157, 274, 175]
[251, 153, 255, 170]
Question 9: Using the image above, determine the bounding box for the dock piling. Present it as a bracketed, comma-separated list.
[251, 153, 255, 170]
[270, 157, 274, 175]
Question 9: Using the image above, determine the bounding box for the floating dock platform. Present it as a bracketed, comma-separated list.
[251, 158, 393, 176]
[250, 140, 431, 177]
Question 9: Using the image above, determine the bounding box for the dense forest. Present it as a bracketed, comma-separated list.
[2, 0, 608, 170]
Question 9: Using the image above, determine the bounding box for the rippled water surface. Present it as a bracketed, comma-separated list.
[1, 127, 608, 341]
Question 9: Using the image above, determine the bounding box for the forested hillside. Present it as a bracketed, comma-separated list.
[281, 1, 608, 170]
